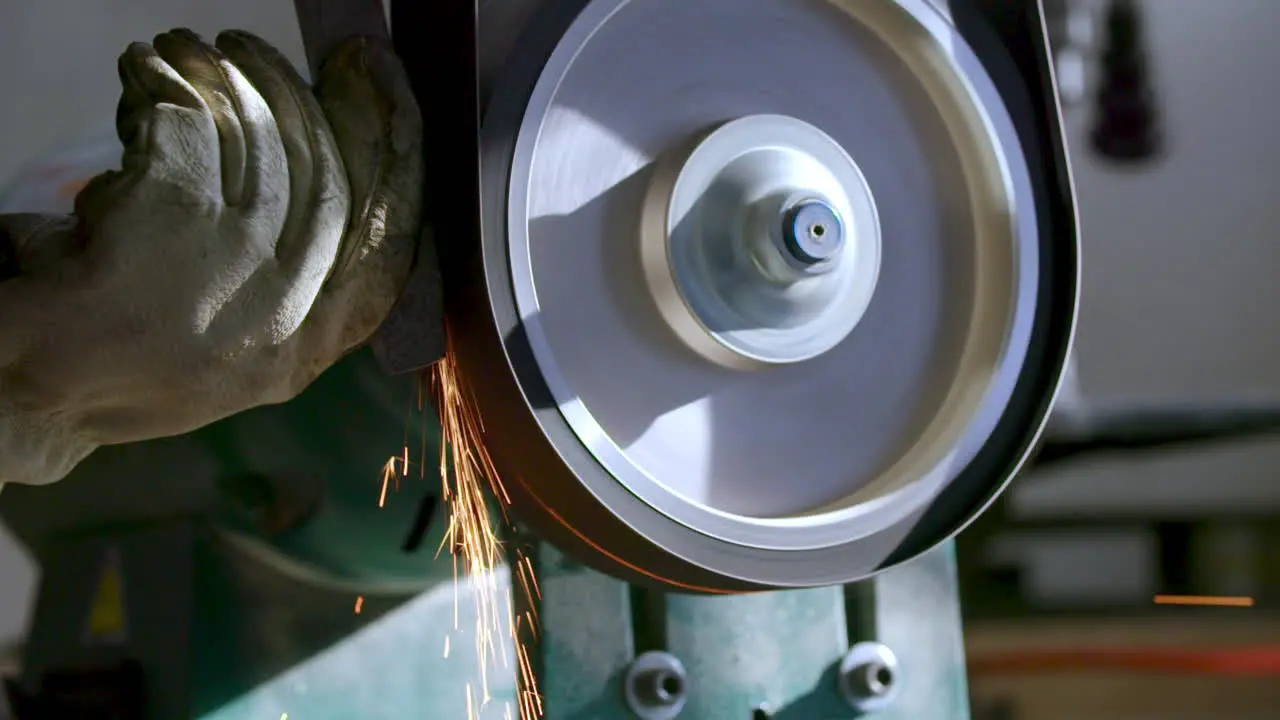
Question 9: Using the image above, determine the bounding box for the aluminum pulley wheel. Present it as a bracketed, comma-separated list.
[457, 0, 1079, 592]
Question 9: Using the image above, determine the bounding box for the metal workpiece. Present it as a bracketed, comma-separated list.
[838, 642, 901, 713]
[457, 0, 1075, 592]
[292, 0, 450, 375]
[623, 651, 689, 719]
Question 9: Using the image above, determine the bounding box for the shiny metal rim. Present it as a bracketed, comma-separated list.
[471, 0, 1057, 589]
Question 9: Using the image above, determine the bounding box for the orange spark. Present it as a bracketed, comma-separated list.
[378, 456, 396, 508]
[430, 329, 544, 719]
[1154, 594, 1255, 607]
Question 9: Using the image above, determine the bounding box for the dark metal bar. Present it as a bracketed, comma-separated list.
[389, 0, 482, 304]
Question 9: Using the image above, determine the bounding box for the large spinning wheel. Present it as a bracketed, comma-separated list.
[447, 0, 1079, 592]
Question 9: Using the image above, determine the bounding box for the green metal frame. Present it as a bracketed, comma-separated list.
[15, 353, 971, 720]
[21, 517, 969, 720]
[523, 539, 968, 719]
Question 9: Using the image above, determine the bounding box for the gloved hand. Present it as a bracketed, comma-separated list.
[0, 29, 423, 486]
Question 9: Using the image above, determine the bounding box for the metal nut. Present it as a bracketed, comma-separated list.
[838, 642, 900, 713]
[623, 651, 689, 719]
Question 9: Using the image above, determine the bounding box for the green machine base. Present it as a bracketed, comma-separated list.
[16, 519, 968, 720]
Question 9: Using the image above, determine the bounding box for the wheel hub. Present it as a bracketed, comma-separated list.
[640, 113, 882, 368]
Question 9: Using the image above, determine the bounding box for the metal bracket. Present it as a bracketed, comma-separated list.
[522, 539, 969, 719]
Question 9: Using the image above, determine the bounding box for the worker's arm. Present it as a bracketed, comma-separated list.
[0, 29, 423, 486]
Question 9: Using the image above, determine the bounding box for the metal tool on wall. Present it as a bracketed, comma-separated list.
[1090, 0, 1161, 162]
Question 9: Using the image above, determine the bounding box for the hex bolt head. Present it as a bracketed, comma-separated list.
[640, 668, 684, 706]
[781, 198, 845, 266]
[624, 651, 689, 720]
[838, 642, 901, 714]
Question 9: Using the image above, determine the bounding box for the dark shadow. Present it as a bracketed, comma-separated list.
[563, 668, 630, 720]
[0, 217, 21, 280]
[400, 494, 439, 553]
[6, 658, 145, 719]
[765, 664, 855, 720]
[510, 154, 970, 516]
[191, 350, 445, 585]
[188, 532, 417, 718]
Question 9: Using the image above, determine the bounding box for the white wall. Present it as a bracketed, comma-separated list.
[1015, 0, 1280, 518]
[0, 0, 306, 185]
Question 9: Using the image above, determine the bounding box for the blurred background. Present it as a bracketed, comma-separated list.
[1, 0, 1278, 718]
[961, 1, 1280, 717]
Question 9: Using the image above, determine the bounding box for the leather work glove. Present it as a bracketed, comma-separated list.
[0, 29, 423, 487]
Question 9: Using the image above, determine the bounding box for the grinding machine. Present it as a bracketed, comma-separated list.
[0, 1, 1088, 718]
